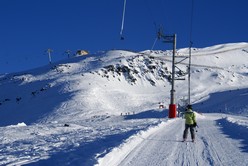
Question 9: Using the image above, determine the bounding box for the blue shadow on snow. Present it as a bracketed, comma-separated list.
[124, 109, 168, 120]
[193, 88, 248, 115]
[23, 130, 139, 166]
[21, 109, 168, 165]
[216, 118, 248, 153]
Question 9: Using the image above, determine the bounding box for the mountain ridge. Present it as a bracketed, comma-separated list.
[1, 42, 248, 126]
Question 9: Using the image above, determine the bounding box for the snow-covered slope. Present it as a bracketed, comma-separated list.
[0, 42, 248, 165]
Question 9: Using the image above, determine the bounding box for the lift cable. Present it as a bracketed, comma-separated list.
[188, 0, 195, 105]
[120, 0, 127, 40]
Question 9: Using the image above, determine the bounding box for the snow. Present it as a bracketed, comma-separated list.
[97, 114, 248, 166]
[0, 42, 248, 165]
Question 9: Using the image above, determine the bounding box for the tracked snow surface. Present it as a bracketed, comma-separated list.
[0, 42, 248, 165]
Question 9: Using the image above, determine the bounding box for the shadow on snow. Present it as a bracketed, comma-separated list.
[194, 88, 248, 116]
[216, 118, 248, 153]
[23, 109, 167, 165]
[124, 109, 168, 120]
[23, 130, 138, 166]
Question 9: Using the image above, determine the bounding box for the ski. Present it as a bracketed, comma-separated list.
[181, 140, 195, 143]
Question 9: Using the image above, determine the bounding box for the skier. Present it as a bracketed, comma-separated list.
[183, 104, 197, 142]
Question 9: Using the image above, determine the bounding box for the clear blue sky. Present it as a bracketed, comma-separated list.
[0, 0, 247, 74]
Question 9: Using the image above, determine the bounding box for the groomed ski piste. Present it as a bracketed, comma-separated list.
[97, 113, 248, 166]
[0, 42, 248, 165]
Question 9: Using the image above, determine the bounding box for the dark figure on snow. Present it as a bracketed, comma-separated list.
[183, 105, 197, 142]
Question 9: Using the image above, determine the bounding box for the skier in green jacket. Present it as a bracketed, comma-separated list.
[183, 105, 197, 142]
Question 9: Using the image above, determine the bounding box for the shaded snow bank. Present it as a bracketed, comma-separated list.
[217, 116, 248, 153]
[224, 116, 248, 128]
[96, 118, 176, 166]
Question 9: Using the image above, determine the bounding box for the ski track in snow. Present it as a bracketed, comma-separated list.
[97, 114, 248, 166]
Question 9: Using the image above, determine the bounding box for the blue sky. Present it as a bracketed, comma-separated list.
[0, 0, 247, 74]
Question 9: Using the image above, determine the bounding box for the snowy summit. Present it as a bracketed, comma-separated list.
[0, 42, 248, 165]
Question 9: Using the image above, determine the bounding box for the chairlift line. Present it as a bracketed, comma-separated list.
[188, 0, 195, 105]
[120, 0, 127, 40]
[151, 37, 158, 50]
[151, 25, 165, 49]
